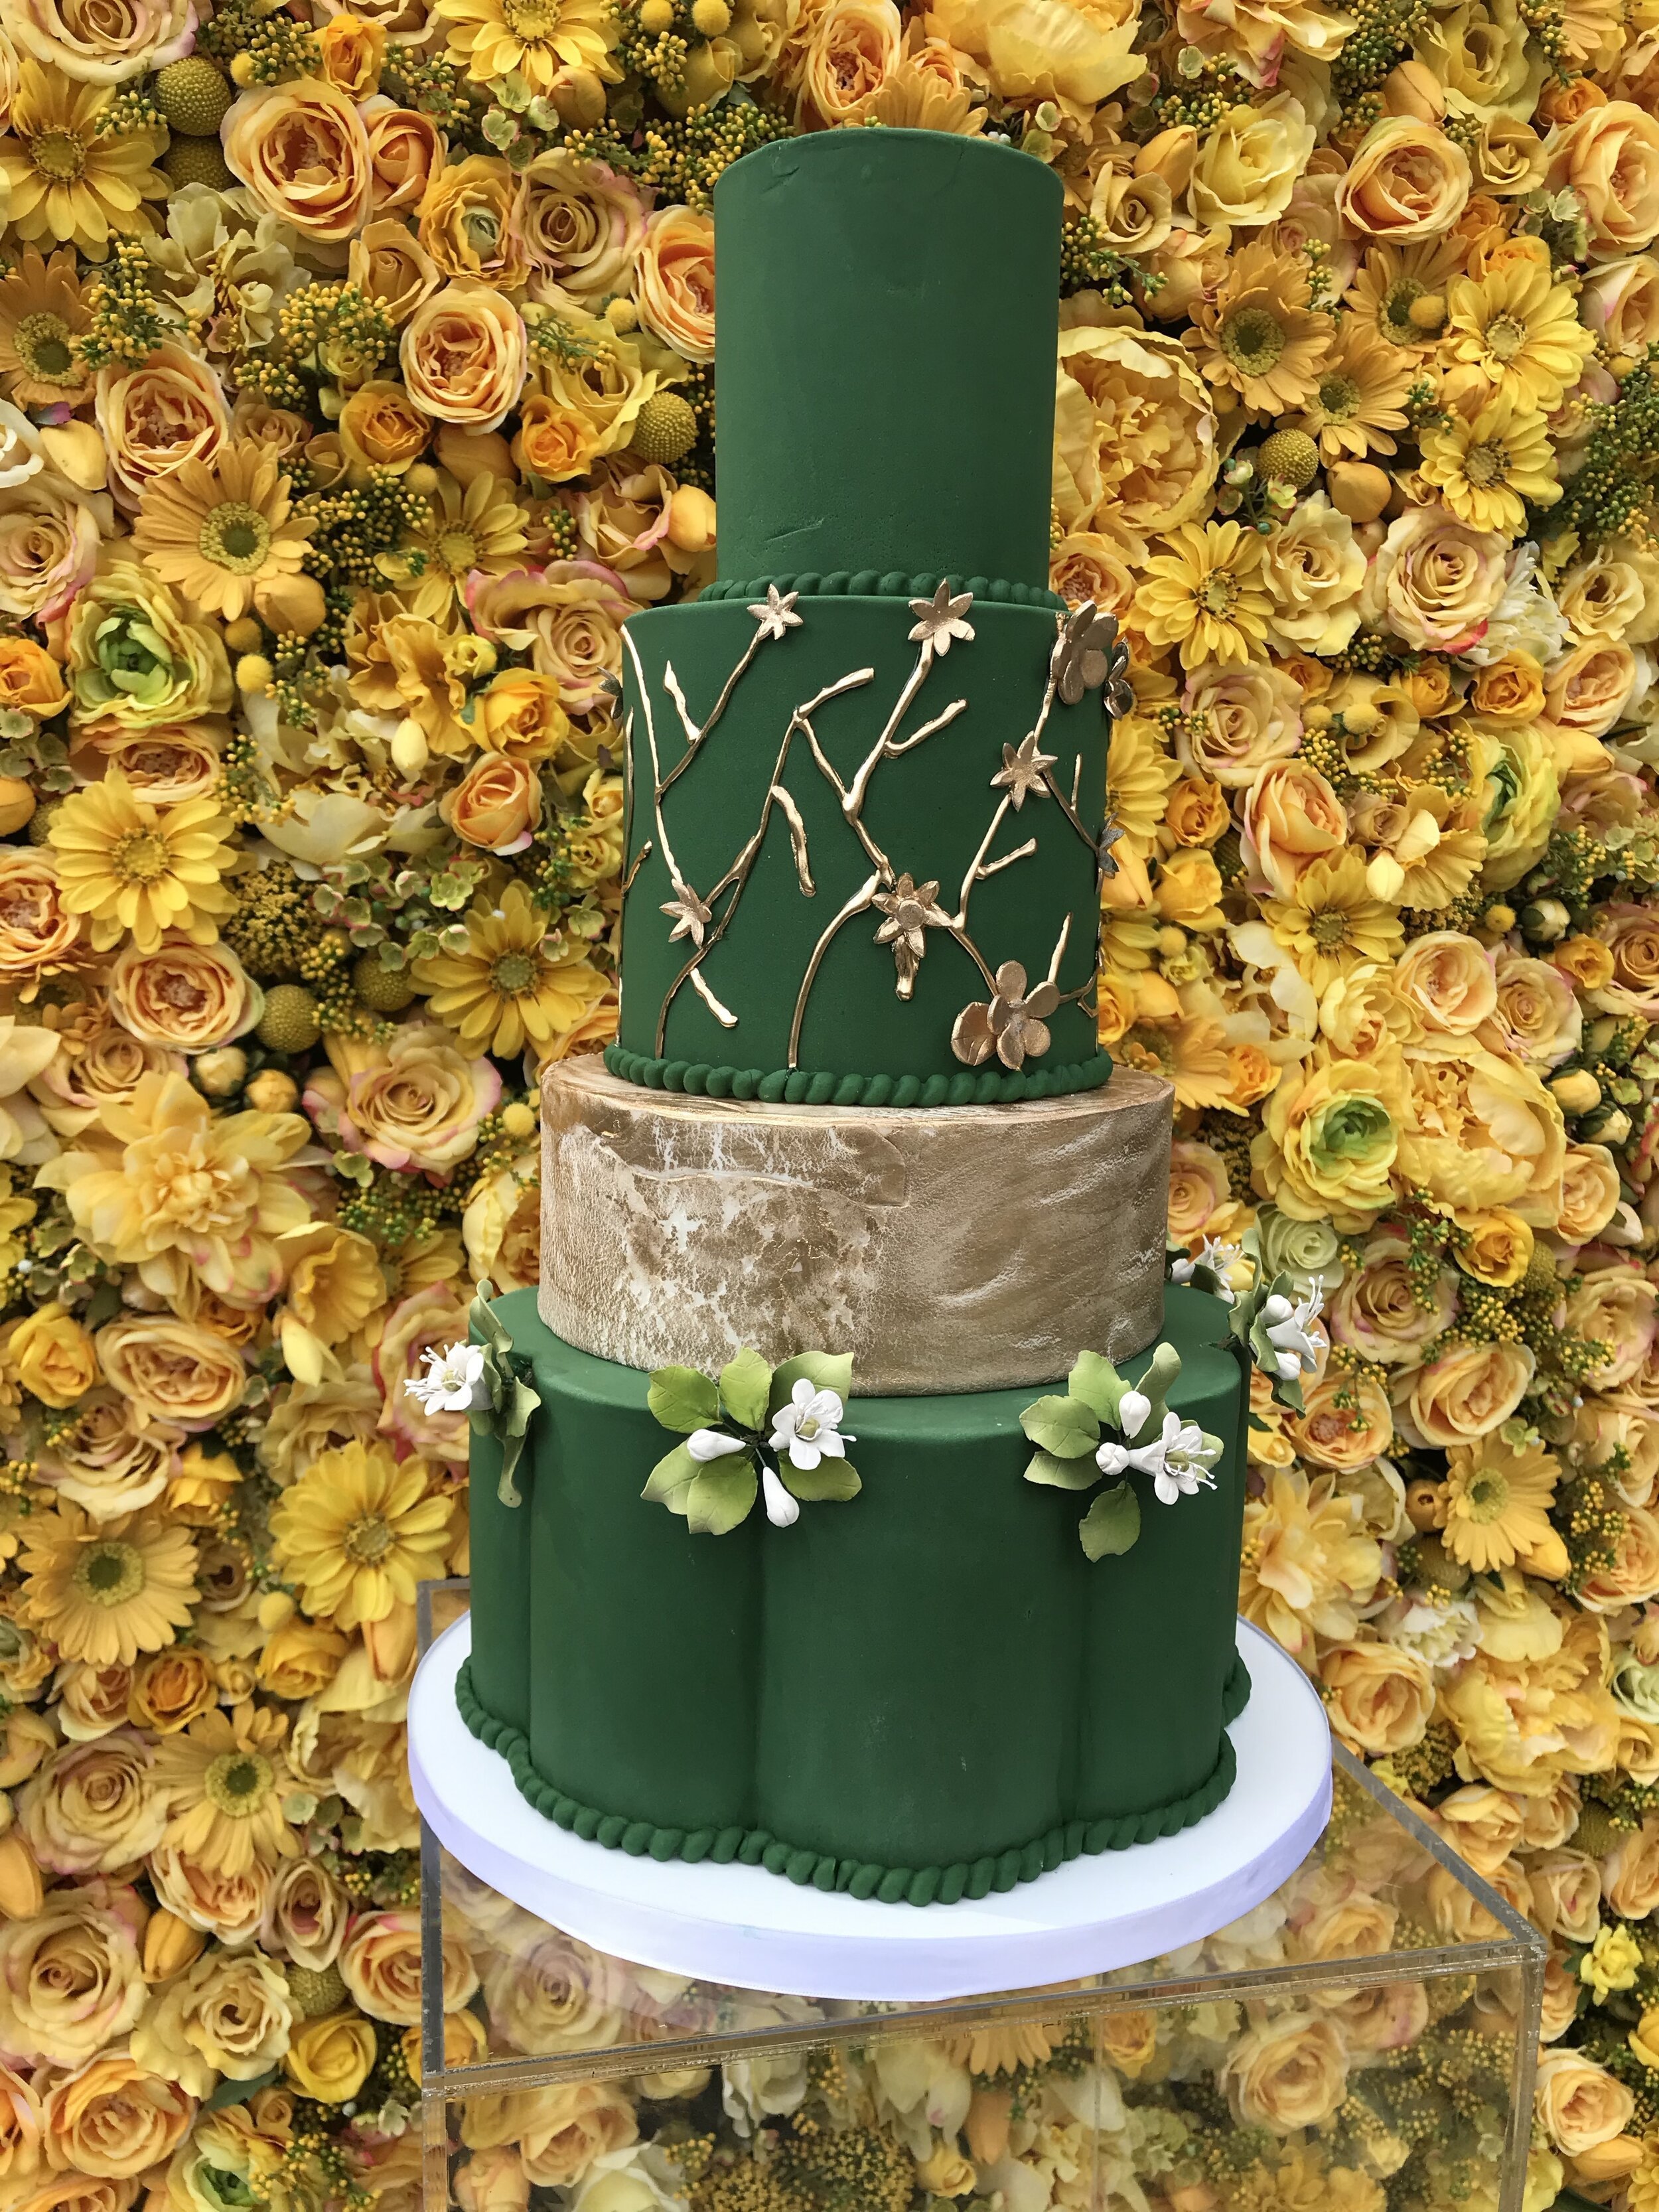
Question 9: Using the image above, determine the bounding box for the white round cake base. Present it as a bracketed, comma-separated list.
[409, 1616, 1330, 2002]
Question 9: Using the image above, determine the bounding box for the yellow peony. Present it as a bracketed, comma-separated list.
[1394, 1037, 1566, 1227]
[269, 1439, 454, 1633]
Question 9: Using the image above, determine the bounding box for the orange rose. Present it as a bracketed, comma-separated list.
[338, 380, 431, 474]
[0, 637, 66, 719]
[444, 755, 543, 855]
[319, 11, 386, 96]
[633, 205, 715, 362]
[401, 285, 526, 431]
[94, 344, 229, 514]
[224, 78, 374, 243]
[1546, 103, 1659, 259]
[514, 394, 601, 483]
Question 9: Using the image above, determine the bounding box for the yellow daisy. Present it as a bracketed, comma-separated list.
[19, 1503, 197, 1668]
[131, 441, 314, 623]
[1417, 390, 1561, 537]
[1441, 260, 1598, 411]
[1135, 522, 1272, 670]
[1439, 1437, 1559, 1574]
[414, 879, 608, 1060]
[0, 246, 93, 407]
[0, 64, 167, 257]
[151, 1704, 299, 1878]
[1344, 239, 1467, 355]
[1187, 240, 1334, 416]
[269, 1439, 454, 1633]
[1290, 319, 1415, 461]
[376, 469, 529, 623]
[1261, 848, 1404, 995]
[432, 0, 621, 94]
[48, 773, 238, 953]
[1118, 1013, 1238, 1112]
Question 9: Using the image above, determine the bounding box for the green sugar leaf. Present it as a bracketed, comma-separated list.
[1066, 1349, 1127, 1426]
[1024, 1447, 1102, 1492]
[642, 1441, 701, 1512]
[648, 1365, 720, 1434]
[687, 1459, 758, 1536]
[769, 1351, 853, 1413]
[1019, 1392, 1100, 1458]
[1080, 1481, 1141, 1560]
[783, 1458, 861, 1503]
[718, 1347, 774, 1432]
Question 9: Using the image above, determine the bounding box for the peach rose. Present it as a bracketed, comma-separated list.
[1431, 1784, 1524, 1877]
[342, 1908, 474, 2024]
[0, 2063, 41, 2191]
[1469, 650, 1546, 720]
[106, 937, 259, 1053]
[1534, 2048, 1634, 2154]
[1392, 1340, 1536, 1447]
[1527, 1849, 1602, 1942]
[264, 1856, 352, 1973]
[518, 2083, 638, 2188]
[94, 344, 229, 514]
[1479, 951, 1581, 1067]
[1564, 1265, 1658, 1387]
[6, 1306, 97, 1408]
[1177, 662, 1302, 788]
[796, 0, 900, 125]
[40, 2053, 193, 2179]
[633, 205, 715, 362]
[1287, 1371, 1394, 1471]
[1545, 103, 1659, 258]
[1393, 931, 1497, 1035]
[1579, 1506, 1659, 1613]
[224, 78, 374, 242]
[0, 478, 100, 623]
[95, 1314, 245, 1432]
[401, 285, 526, 431]
[1591, 903, 1659, 1018]
[1239, 759, 1346, 897]
[75, 723, 223, 808]
[1220, 2013, 1348, 2132]
[521, 152, 646, 304]
[19, 1730, 164, 1876]
[36, 1388, 175, 1520]
[0, 1887, 147, 2067]
[1339, 115, 1472, 238]
[338, 380, 430, 474]
[1546, 640, 1637, 736]
[306, 1022, 500, 1177]
[0, 849, 81, 997]
[468, 561, 632, 713]
[1329, 1228, 1457, 1362]
[445, 753, 543, 855]
[1360, 504, 1509, 652]
[1557, 1142, 1622, 1244]
[481, 1927, 627, 2057]
[1319, 1640, 1435, 1754]
[1580, 256, 1659, 352]
[363, 104, 445, 217]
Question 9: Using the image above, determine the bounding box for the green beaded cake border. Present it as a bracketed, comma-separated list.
[602, 1045, 1115, 1108]
[455, 1650, 1252, 1909]
[699, 571, 1068, 612]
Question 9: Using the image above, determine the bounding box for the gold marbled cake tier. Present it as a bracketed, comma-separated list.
[538, 1057, 1173, 1392]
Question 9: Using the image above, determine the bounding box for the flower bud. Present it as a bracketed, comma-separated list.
[1382, 60, 1444, 121]
[1118, 1388, 1151, 1438]
[144, 1907, 208, 1982]
[1549, 1069, 1602, 1116]
[38, 421, 107, 491]
[0, 1836, 41, 1921]
[435, 425, 516, 486]
[1569, 2138, 1644, 2184]
[666, 485, 716, 554]
[549, 64, 607, 126]
[0, 777, 35, 836]
[1587, 1106, 1632, 1146]
[1327, 461, 1391, 524]
[1404, 1479, 1442, 1532]
[254, 572, 328, 637]
[194, 1046, 250, 1098]
[246, 1069, 300, 1114]
[1521, 898, 1571, 942]
[1134, 126, 1196, 195]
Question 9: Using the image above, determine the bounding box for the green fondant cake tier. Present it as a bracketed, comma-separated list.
[712, 131, 1060, 589]
[464, 1287, 1250, 1901]
[617, 594, 1110, 1088]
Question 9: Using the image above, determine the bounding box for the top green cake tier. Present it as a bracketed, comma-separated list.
[711, 129, 1061, 592]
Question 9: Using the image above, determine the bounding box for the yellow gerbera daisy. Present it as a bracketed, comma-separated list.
[1344, 239, 1466, 355]
[131, 441, 314, 623]
[19, 1502, 197, 1668]
[1417, 390, 1561, 537]
[1135, 522, 1272, 670]
[1187, 240, 1334, 416]
[414, 879, 608, 1059]
[376, 468, 529, 622]
[1118, 1012, 1237, 1111]
[1260, 848, 1404, 995]
[48, 773, 238, 953]
[1290, 319, 1415, 461]
[1441, 259, 1598, 411]
[0, 64, 167, 257]
[0, 246, 93, 407]
[269, 1439, 454, 1633]
[1439, 1437, 1559, 1574]
[433, 0, 621, 94]
[151, 1704, 299, 1878]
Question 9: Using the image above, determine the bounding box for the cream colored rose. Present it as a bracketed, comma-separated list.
[40, 2053, 194, 2178]
[796, 0, 901, 126]
[1545, 639, 1637, 735]
[224, 78, 373, 242]
[1189, 96, 1315, 228]
[1338, 115, 1473, 238]
[350, 218, 441, 325]
[1557, 551, 1647, 647]
[1581, 256, 1659, 356]
[633, 205, 714, 363]
[1557, 1142, 1622, 1244]
[18, 1728, 164, 1876]
[1545, 103, 1659, 258]
[131, 1947, 295, 2099]
[107, 937, 259, 1053]
[1176, 662, 1302, 788]
[514, 2082, 638, 2188]
[1220, 2012, 1348, 2132]
[482, 1928, 627, 2056]
[1260, 493, 1366, 657]
[342, 1907, 476, 2025]
[1089, 170, 1173, 258]
[1392, 1340, 1536, 1447]
[96, 1313, 246, 1432]
[1563, 1264, 1658, 1387]
[1360, 505, 1509, 652]
[0, 477, 100, 623]
[1319, 1639, 1434, 1754]
[520, 152, 646, 304]
[1393, 932, 1497, 1035]
[94, 344, 229, 514]
[1478, 951, 1581, 1067]
[1591, 903, 1659, 1018]
[1053, 325, 1218, 537]
[0, 1888, 147, 2067]
[304, 1023, 500, 1178]
[401, 286, 526, 431]
[1330, 1229, 1457, 1362]
[1527, 1848, 1602, 1942]
[1534, 2048, 1634, 2155]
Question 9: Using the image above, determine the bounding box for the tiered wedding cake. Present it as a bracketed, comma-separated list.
[456, 127, 1250, 1907]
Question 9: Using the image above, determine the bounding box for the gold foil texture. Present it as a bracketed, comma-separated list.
[539, 1060, 1173, 1392]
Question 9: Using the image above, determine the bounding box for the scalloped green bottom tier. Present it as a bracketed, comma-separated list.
[465, 1287, 1250, 1903]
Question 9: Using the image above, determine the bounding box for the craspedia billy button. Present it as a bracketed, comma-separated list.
[629, 391, 699, 466]
[257, 984, 322, 1055]
[153, 57, 235, 135]
[163, 137, 236, 192]
[352, 952, 418, 1014]
[1257, 429, 1320, 491]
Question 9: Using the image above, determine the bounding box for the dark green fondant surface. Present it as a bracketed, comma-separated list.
[618, 596, 1108, 1083]
[713, 131, 1060, 589]
[465, 1287, 1250, 1893]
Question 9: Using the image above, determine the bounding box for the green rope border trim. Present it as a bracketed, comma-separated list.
[455, 1649, 1251, 1909]
[602, 1045, 1114, 1109]
[699, 570, 1067, 613]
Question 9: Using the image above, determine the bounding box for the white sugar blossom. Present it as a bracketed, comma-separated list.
[760, 1465, 801, 1528]
[1097, 1411, 1222, 1505]
[687, 1428, 748, 1463]
[405, 1341, 489, 1414]
[1171, 1236, 1244, 1304]
[1263, 1285, 1325, 1382]
[768, 1380, 853, 1471]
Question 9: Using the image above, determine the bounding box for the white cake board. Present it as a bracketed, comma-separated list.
[409, 1615, 1330, 2002]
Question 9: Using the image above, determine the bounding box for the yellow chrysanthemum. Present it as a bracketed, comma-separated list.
[1290, 318, 1415, 461]
[0, 64, 167, 256]
[269, 1439, 454, 1633]
[433, 0, 622, 94]
[131, 440, 314, 623]
[1439, 1437, 1559, 1574]
[414, 879, 608, 1060]
[1118, 1013, 1237, 1111]
[151, 1704, 299, 1878]
[1135, 522, 1272, 670]
[1344, 239, 1466, 355]
[0, 246, 92, 407]
[1441, 259, 1598, 411]
[1417, 390, 1561, 537]
[19, 1502, 197, 1668]
[1261, 849, 1406, 994]
[48, 773, 238, 954]
[1187, 240, 1334, 416]
[377, 469, 529, 621]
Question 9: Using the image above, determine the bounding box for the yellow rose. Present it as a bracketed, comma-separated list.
[1546, 102, 1659, 259]
[445, 754, 544, 856]
[1479, 951, 1581, 1067]
[1534, 2049, 1634, 2156]
[1456, 1208, 1534, 1288]
[461, 1156, 541, 1293]
[1396, 1039, 1565, 1226]
[457, 2146, 531, 2212]
[95, 1314, 246, 1432]
[350, 217, 442, 323]
[1240, 759, 1346, 897]
[338, 380, 431, 475]
[1338, 115, 1473, 238]
[1260, 493, 1367, 657]
[795, 0, 901, 125]
[1319, 1640, 1435, 1755]
[1329, 1228, 1457, 1362]
[40, 2052, 194, 2179]
[0, 636, 66, 721]
[632, 204, 715, 363]
[319, 10, 386, 96]
[419, 157, 529, 289]
[1392, 1340, 1536, 1447]
[94, 344, 228, 516]
[0, 850, 82, 999]
[1190, 95, 1315, 228]
[0, 1889, 147, 2067]
[1252, 1053, 1402, 1231]
[131, 1948, 295, 2100]
[1432, 1783, 1525, 1878]
[401, 286, 526, 433]
[1221, 2013, 1348, 2132]
[107, 938, 259, 1053]
[5, 1308, 96, 1409]
[1563, 1264, 1658, 1387]
[283, 2010, 377, 2103]
[1557, 1142, 1622, 1244]
[256, 1619, 349, 1702]
[1393, 931, 1497, 1035]
[129, 1648, 218, 1735]
[926, 0, 1140, 104]
[223, 78, 374, 243]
